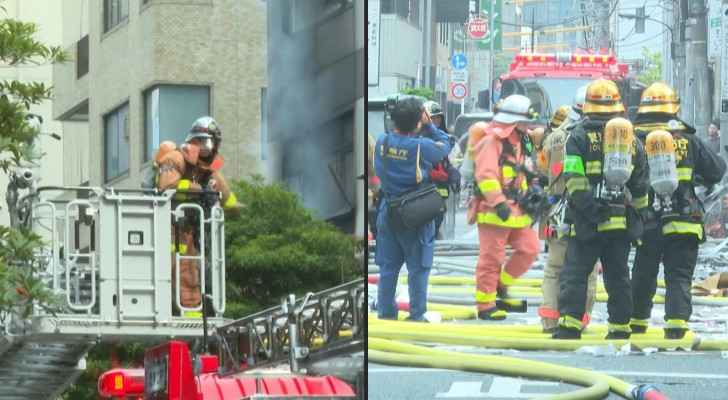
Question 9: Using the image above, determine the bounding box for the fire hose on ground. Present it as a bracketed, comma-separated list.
[369, 337, 666, 400]
[368, 316, 728, 399]
[367, 273, 728, 399]
[368, 274, 728, 307]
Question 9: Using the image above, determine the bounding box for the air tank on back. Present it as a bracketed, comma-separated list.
[645, 130, 678, 198]
[602, 117, 635, 189]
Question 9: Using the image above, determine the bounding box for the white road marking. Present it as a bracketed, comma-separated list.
[436, 378, 558, 398]
[435, 382, 485, 398]
[368, 367, 728, 380]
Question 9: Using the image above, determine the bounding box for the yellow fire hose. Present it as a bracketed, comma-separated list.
[369, 338, 634, 400]
[402, 285, 728, 306]
[368, 315, 669, 339]
[394, 275, 667, 290]
[368, 273, 728, 398]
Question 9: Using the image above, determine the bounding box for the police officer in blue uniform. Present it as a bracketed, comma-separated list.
[374, 96, 451, 321]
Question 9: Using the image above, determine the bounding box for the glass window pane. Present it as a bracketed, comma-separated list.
[145, 88, 160, 161]
[145, 85, 210, 160]
[111, 0, 118, 28]
[105, 112, 117, 181]
[120, 0, 129, 21]
[105, 103, 130, 181]
[261, 87, 267, 161]
[118, 103, 130, 175]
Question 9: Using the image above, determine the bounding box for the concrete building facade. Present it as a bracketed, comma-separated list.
[53, 0, 267, 190]
[265, 0, 364, 234]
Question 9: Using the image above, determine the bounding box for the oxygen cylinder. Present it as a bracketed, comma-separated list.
[602, 117, 634, 188]
[645, 130, 678, 197]
[462, 122, 489, 181]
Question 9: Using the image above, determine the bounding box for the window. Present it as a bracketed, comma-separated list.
[381, 0, 420, 27]
[104, 103, 130, 182]
[144, 85, 210, 161]
[260, 87, 267, 161]
[76, 35, 89, 79]
[104, 0, 129, 33]
[283, 0, 353, 34]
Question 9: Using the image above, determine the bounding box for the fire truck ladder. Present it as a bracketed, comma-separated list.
[216, 279, 365, 378]
[0, 336, 93, 400]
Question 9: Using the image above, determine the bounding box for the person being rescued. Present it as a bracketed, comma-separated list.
[156, 116, 240, 318]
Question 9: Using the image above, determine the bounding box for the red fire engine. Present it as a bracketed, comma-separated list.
[97, 282, 364, 399]
[488, 51, 645, 121]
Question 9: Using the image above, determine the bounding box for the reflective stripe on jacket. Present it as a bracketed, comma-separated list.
[473, 121, 532, 228]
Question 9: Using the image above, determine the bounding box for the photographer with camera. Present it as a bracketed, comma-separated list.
[373, 96, 451, 322]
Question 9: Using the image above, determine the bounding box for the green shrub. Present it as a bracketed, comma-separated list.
[224, 176, 360, 309]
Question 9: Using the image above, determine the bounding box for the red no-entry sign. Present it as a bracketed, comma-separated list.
[468, 18, 488, 40]
[451, 83, 468, 100]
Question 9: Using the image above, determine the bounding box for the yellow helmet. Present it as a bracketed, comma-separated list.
[583, 79, 625, 114]
[550, 105, 570, 128]
[638, 82, 680, 114]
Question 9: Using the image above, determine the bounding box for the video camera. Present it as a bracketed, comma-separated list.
[518, 185, 553, 219]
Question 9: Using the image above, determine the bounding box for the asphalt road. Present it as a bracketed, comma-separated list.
[368, 208, 728, 399]
[369, 351, 728, 399]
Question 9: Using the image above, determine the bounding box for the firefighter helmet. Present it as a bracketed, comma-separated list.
[583, 79, 625, 114]
[186, 116, 221, 144]
[423, 100, 444, 117]
[638, 82, 680, 115]
[493, 94, 537, 124]
[550, 105, 570, 128]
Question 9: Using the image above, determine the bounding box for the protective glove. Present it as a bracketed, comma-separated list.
[495, 202, 511, 221]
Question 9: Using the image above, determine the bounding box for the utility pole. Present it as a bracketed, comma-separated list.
[685, 0, 710, 136]
[594, 0, 612, 49]
[677, 0, 688, 121]
[530, 12, 535, 51]
[423, 0, 433, 89]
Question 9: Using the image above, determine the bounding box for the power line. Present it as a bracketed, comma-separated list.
[618, 25, 636, 42]
[618, 29, 666, 48]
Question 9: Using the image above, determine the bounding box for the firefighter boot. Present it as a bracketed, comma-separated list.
[477, 307, 507, 321]
[664, 319, 688, 339]
[552, 315, 582, 339]
[496, 284, 528, 313]
[605, 325, 632, 340]
[630, 318, 649, 334]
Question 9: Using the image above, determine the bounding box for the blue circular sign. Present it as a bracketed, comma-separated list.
[451, 53, 468, 70]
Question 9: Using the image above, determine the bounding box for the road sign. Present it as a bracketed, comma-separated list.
[451, 69, 468, 83]
[368, 0, 381, 86]
[451, 53, 467, 70]
[451, 83, 468, 100]
[467, 17, 488, 40]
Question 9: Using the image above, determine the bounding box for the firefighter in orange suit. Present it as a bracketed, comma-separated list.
[470, 94, 541, 320]
[157, 116, 240, 317]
